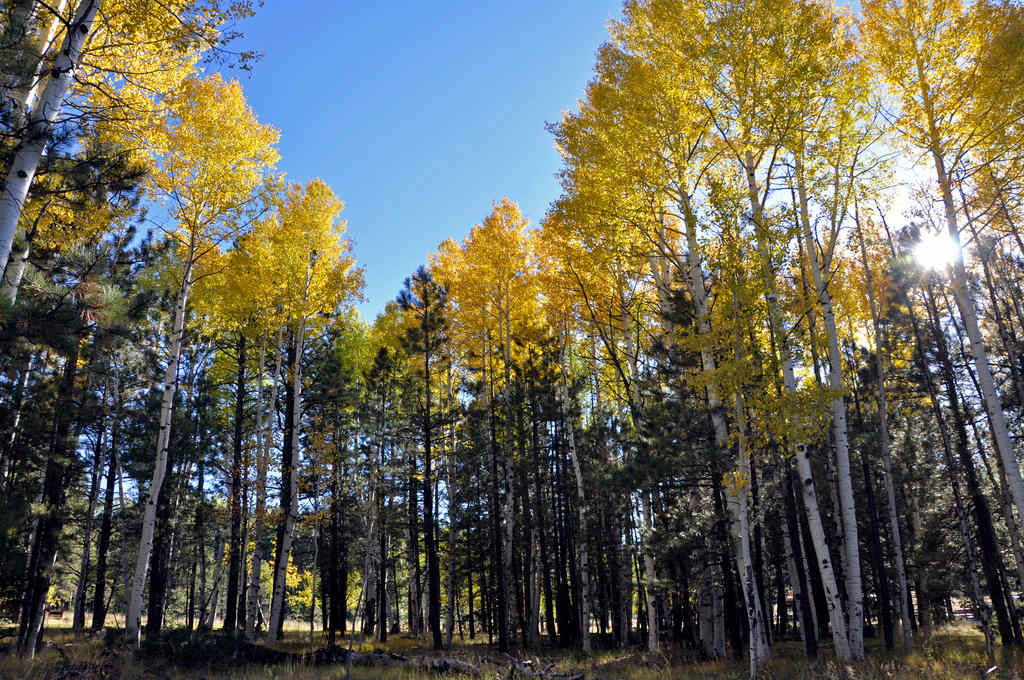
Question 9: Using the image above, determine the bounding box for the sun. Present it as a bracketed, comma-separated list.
[913, 229, 961, 271]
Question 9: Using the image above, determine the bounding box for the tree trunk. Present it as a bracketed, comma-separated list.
[745, 151, 851, 661]
[854, 216, 912, 650]
[92, 385, 119, 630]
[727, 395, 771, 677]
[407, 444, 422, 636]
[423, 331, 442, 650]
[783, 463, 818, 658]
[73, 398, 107, 633]
[558, 350, 591, 652]
[248, 330, 282, 638]
[224, 331, 246, 633]
[126, 265, 192, 646]
[267, 317, 306, 644]
[485, 328, 510, 652]
[796, 162, 863, 657]
[444, 369, 457, 648]
[680, 191, 769, 669]
[16, 340, 80, 657]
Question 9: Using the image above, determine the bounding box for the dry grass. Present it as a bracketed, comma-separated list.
[0, 621, 1019, 679]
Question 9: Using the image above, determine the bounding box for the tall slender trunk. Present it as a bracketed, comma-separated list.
[728, 395, 770, 677]
[783, 463, 818, 658]
[853, 215, 912, 650]
[423, 330, 442, 650]
[267, 318, 305, 644]
[224, 331, 246, 632]
[248, 330, 281, 637]
[484, 326, 510, 651]
[680, 192, 768, 668]
[500, 293, 516, 646]
[558, 348, 591, 652]
[444, 364, 457, 648]
[745, 151, 851, 661]
[796, 161, 863, 657]
[126, 262, 192, 646]
[17, 339, 80, 657]
[407, 444, 422, 636]
[1, 350, 35, 487]
[91, 384, 119, 630]
[73, 405, 106, 633]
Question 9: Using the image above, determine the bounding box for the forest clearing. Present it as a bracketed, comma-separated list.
[1, 0, 1023, 678]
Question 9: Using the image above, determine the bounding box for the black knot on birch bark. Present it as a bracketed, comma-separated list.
[17, 170, 27, 178]
[51, 68, 60, 78]
[79, 24, 89, 34]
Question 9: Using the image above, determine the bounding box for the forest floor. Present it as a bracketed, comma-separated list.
[0, 620, 1019, 680]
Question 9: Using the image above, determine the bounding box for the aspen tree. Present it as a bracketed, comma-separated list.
[264, 179, 363, 645]
[125, 75, 278, 646]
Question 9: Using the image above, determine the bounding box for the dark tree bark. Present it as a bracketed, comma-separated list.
[146, 429, 176, 638]
[271, 334, 296, 640]
[224, 331, 246, 632]
[922, 284, 1017, 646]
[17, 340, 80, 657]
[91, 389, 119, 631]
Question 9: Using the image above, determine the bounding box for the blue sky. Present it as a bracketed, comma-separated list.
[222, 1, 623, 319]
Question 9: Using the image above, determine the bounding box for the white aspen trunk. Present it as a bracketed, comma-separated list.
[796, 161, 863, 657]
[444, 464, 455, 647]
[559, 349, 591, 652]
[728, 394, 770, 678]
[2, 241, 28, 303]
[201, 533, 225, 629]
[619, 291, 660, 653]
[500, 293, 516, 643]
[712, 561, 726, 659]
[266, 317, 305, 644]
[680, 192, 770, 666]
[744, 151, 852, 661]
[640, 493, 659, 652]
[699, 553, 715, 658]
[855, 217, 913, 650]
[0, 0, 101, 278]
[126, 263, 192, 646]
[247, 330, 282, 638]
[444, 364, 456, 648]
